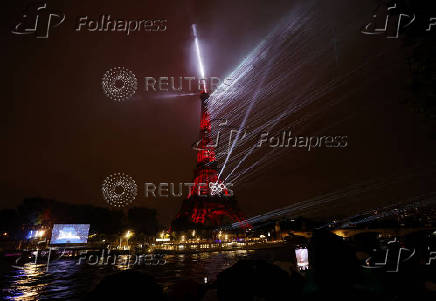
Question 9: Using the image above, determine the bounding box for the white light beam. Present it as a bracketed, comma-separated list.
[192, 24, 206, 92]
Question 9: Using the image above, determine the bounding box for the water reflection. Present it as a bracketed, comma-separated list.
[2, 250, 256, 300]
[6, 263, 47, 301]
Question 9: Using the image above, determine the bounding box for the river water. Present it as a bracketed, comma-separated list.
[1, 247, 292, 300]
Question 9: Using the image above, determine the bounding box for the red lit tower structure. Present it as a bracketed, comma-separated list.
[172, 91, 247, 231]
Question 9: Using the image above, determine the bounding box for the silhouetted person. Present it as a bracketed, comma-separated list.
[85, 270, 164, 301]
[307, 230, 361, 300]
[216, 259, 297, 301]
[167, 279, 205, 301]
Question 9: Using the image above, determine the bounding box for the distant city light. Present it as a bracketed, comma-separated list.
[50, 224, 90, 244]
[27, 229, 46, 239]
[58, 230, 79, 240]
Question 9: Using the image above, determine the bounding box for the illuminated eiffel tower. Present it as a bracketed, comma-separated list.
[172, 24, 248, 232]
[171, 91, 247, 231]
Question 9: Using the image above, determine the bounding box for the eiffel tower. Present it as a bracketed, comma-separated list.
[171, 92, 247, 231]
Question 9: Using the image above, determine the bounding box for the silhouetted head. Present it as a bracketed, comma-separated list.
[309, 230, 360, 289]
[167, 279, 205, 301]
[216, 259, 294, 301]
[86, 270, 164, 301]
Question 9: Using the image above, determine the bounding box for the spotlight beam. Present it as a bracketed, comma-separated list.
[192, 24, 206, 92]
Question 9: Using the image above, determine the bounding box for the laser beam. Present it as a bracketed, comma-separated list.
[192, 24, 206, 92]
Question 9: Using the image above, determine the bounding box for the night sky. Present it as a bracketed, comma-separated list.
[2, 0, 436, 224]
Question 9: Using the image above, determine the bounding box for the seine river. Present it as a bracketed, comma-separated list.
[1, 247, 292, 300]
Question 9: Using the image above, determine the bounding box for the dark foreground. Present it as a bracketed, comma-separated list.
[1, 230, 436, 300]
